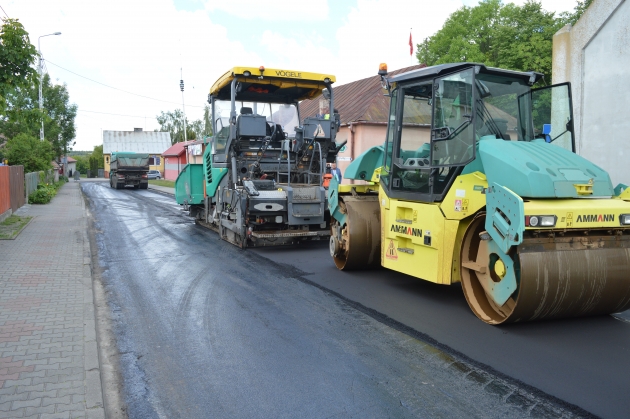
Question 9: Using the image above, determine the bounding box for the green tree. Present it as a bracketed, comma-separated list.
[559, 0, 594, 25]
[71, 154, 88, 174]
[41, 76, 77, 159]
[202, 104, 213, 137]
[0, 18, 37, 112]
[0, 73, 77, 160]
[188, 119, 204, 141]
[0, 84, 40, 139]
[4, 132, 53, 172]
[156, 109, 200, 144]
[88, 155, 98, 178]
[91, 144, 104, 168]
[416, 0, 568, 82]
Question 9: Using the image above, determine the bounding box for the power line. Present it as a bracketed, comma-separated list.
[45, 59, 204, 108]
[0, 5, 9, 18]
[77, 109, 158, 119]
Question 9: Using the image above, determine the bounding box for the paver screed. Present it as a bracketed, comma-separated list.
[0, 181, 105, 419]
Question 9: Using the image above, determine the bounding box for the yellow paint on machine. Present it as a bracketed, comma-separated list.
[378, 173, 491, 285]
[380, 188, 447, 284]
[210, 66, 336, 99]
[375, 171, 630, 286]
[440, 172, 488, 220]
[524, 198, 630, 229]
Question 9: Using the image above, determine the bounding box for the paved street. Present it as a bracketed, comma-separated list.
[0, 181, 104, 419]
[82, 181, 596, 419]
[3, 179, 628, 418]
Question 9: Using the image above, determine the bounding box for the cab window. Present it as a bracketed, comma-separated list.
[381, 89, 398, 187]
[390, 84, 433, 194]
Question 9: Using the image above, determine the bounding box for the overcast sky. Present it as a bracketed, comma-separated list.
[5, 0, 579, 151]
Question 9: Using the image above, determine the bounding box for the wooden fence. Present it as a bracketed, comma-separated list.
[0, 166, 25, 222]
[0, 167, 61, 221]
[0, 166, 10, 220]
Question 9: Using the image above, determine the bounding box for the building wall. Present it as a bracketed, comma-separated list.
[335, 123, 431, 184]
[164, 155, 187, 181]
[553, 0, 630, 187]
[334, 123, 388, 184]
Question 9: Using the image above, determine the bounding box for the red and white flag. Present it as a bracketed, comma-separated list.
[409, 31, 413, 55]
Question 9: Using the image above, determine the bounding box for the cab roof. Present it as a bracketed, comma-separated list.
[387, 63, 543, 86]
[210, 66, 336, 103]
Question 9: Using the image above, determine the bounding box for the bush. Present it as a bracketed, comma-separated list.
[29, 178, 66, 204]
[29, 184, 55, 204]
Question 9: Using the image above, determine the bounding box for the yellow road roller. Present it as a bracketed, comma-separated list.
[328, 63, 630, 324]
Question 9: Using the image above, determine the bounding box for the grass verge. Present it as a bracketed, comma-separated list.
[0, 215, 33, 239]
[149, 179, 175, 188]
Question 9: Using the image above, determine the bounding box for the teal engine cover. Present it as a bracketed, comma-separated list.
[344, 146, 383, 181]
[476, 139, 613, 198]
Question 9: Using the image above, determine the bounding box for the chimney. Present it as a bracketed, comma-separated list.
[134, 128, 143, 132]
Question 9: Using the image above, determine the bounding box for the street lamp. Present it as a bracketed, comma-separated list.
[38, 32, 61, 141]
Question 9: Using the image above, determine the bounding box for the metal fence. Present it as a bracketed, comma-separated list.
[25, 171, 39, 200]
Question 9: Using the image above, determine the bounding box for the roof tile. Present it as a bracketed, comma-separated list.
[299, 64, 426, 125]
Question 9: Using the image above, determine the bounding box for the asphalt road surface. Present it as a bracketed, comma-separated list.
[83, 182, 630, 418]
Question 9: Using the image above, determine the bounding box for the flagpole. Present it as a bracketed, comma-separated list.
[410, 28, 413, 66]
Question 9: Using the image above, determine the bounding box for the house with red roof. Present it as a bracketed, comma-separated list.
[162, 140, 198, 181]
[300, 64, 426, 183]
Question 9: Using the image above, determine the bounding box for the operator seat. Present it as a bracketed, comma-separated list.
[266, 122, 285, 147]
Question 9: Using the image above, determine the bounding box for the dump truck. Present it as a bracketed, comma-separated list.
[109, 152, 150, 189]
[175, 66, 345, 247]
[328, 62, 630, 324]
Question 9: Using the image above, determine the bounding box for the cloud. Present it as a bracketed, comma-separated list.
[203, 0, 329, 21]
[8, 0, 263, 150]
[333, 0, 462, 83]
[510, 0, 578, 15]
[259, 30, 336, 75]
[6, 0, 580, 150]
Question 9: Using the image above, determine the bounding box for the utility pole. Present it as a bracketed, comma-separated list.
[62, 133, 67, 177]
[180, 69, 187, 143]
[38, 32, 61, 141]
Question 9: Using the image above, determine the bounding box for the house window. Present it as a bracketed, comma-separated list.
[149, 157, 155, 165]
[155, 156, 160, 165]
[106, 156, 110, 164]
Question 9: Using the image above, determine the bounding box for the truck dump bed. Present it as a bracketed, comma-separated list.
[110, 152, 150, 171]
[110, 152, 150, 189]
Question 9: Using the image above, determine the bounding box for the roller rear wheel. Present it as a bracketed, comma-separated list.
[331, 197, 381, 270]
[461, 215, 630, 324]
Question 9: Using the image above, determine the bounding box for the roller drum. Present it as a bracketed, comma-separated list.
[512, 247, 630, 322]
[461, 215, 630, 324]
[332, 197, 381, 270]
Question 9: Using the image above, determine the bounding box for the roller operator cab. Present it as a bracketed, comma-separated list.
[329, 63, 630, 324]
[175, 66, 345, 247]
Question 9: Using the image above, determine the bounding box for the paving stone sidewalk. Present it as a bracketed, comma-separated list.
[0, 181, 105, 419]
